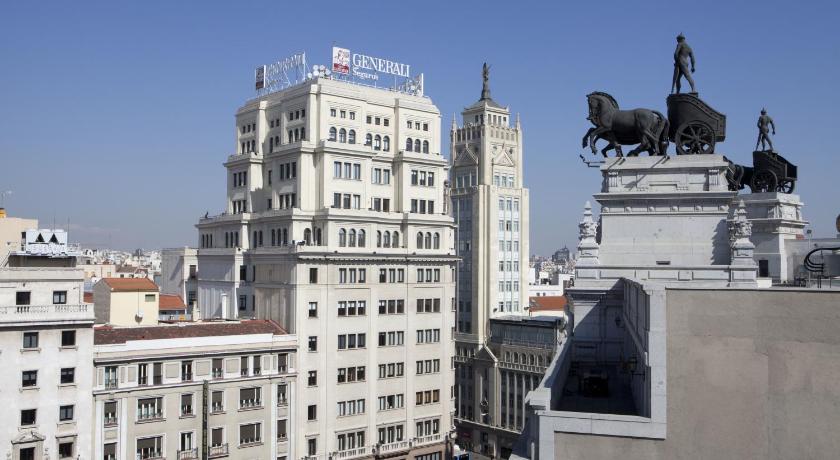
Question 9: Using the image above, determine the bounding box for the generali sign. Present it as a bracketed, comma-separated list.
[332, 46, 411, 81]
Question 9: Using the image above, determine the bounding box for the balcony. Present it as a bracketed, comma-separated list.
[208, 444, 229, 458]
[137, 412, 164, 422]
[105, 380, 118, 389]
[377, 441, 409, 454]
[335, 447, 370, 459]
[239, 399, 262, 409]
[211, 369, 224, 379]
[0, 304, 94, 324]
[415, 434, 443, 446]
[104, 416, 118, 427]
[178, 449, 198, 459]
[136, 452, 164, 460]
[211, 403, 224, 413]
[277, 397, 288, 407]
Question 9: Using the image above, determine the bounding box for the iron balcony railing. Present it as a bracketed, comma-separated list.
[177, 448, 198, 459]
[208, 444, 229, 458]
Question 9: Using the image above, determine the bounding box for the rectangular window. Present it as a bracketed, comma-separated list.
[308, 302, 318, 318]
[23, 331, 38, 349]
[307, 405, 317, 421]
[309, 268, 318, 283]
[181, 393, 194, 416]
[16, 291, 30, 305]
[239, 422, 262, 445]
[52, 290, 67, 304]
[308, 336, 318, 352]
[22, 370, 37, 387]
[60, 367, 75, 384]
[145, 294, 155, 302]
[20, 409, 36, 426]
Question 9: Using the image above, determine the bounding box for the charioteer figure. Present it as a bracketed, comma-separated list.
[671, 33, 696, 94]
[755, 108, 776, 152]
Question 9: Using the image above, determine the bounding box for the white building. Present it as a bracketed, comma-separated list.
[0, 252, 94, 459]
[160, 247, 198, 310]
[449, 67, 531, 457]
[91, 320, 296, 460]
[196, 68, 457, 459]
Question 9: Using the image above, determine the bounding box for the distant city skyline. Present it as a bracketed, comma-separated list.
[2, 0, 839, 254]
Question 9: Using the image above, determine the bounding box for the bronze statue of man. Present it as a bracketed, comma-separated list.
[755, 108, 776, 152]
[671, 33, 696, 94]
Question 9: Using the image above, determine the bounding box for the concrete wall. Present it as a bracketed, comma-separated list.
[551, 287, 840, 460]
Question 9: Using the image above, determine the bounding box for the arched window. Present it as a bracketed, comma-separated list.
[329, 127, 337, 141]
[520, 353, 526, 364]
[414, 139, 421, 152]
[417, 232, 423, 248]
[315, 228, 322, 246]
[383, 231, 391, 248]
[349, 229, 357, 247]
[529, 355, 535, 366]
[383, 136, 390, 151]
[377, 231, 382, 248]
[422, 140, 429, 153]
[365, 133, 373, 146]
[514, 353, 519, 364]
[282, 228, 288, 245]
[406, 138, 413, 151]
[374, 135, 381, 150]
[433, 232, 440, 249]
[338, 128, 347, 143]
[358, 229, 366, 247]
[348, 129, 356, 144]
[304, 228, 312, 245]
[294, 129, 300, 142]
[300, 127, 305, 140]
[424, 232, 432, 249]
[538, 355, 544, 366]
[271, 229, 276, 246]
[392, 231, 399, 247]
[339, 229, 347, 247]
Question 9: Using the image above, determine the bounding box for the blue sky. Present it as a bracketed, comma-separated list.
[1, 0, 838, 254]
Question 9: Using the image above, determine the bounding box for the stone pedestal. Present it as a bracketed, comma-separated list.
[596, 155, 735, 267]
[573, 154, 757, 288]
[739, 192, 807, 283]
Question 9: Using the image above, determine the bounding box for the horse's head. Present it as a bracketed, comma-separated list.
[586, 92, 618, 126]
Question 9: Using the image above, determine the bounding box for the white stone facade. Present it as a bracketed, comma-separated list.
[0, 267, 94, 460]
[196, 76, 456, 459]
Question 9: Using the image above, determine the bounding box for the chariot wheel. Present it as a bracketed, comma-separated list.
[777, 180, 795, 194]
[675, 121, 716, 155]
[751, 170, 778, 193]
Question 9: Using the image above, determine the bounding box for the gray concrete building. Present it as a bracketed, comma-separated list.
[512, 155, 840, 460]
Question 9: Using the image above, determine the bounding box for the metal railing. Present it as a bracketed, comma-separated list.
[277, 397, 288, 407]
[239, 399, 262, 409]
[104, 416, 118, 427]
[136, 412, 164, 421]
[136, 451, 164, 460]
[335, 446, 370, 459]
[105, 380, 118, 389]
[178, 449, 198, 459]
[208, 444, 229, 458]
[415, 434, 443, 445]
[211, 403, 224, 413]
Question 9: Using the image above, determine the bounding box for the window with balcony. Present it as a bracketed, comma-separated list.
[105, 366, 118, 389]
[136, 397, 163, 421]
[337, 431, 365, 452]
[252, 355, 262, 375]
[104, 401, 117, 426]
[278, 353, 288, 373]
[104, 443, 116, 460]
[52, 290, 67, 305]
[377, 424, 404, 444]
[277, 419, 288, 440]
[277, 383, 288, 406]
[212, 358, 223, 379]
[179, 432, 196, 458]
[181, 361, 193, 381]
[211, 391, 224, 413]
[240, 356, 249, 376]
[136, 436, 163, 459]
[240, 422, 262, 446]
[16, 291, 31, 305]
[239, 387, 262, 409]
[181, 393, 194, 416]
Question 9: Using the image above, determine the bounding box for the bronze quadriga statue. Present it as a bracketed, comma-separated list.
[581, 91, 670, 157]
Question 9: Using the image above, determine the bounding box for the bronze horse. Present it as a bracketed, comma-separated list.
[582, 92, 670, 157]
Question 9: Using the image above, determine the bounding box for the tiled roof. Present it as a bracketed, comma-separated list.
[528, 295, 567, 311]
[159, 294, 185, 309]
[94, 320, 286, 345]
[100, 277, 158, 292]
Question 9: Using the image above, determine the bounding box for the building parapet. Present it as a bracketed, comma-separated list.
[0, 303, 94, 324]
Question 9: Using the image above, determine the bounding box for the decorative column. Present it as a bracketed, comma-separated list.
[729, 200, 758, 286]
[575, 201, 601, 281]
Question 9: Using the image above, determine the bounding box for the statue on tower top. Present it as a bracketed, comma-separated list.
[481, 62, 492, 100]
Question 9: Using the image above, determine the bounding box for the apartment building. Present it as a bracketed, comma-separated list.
[196, 70, 457, 460]
[0, 238, 94, 460]
[93, 277, 160, 326]
[92, 320, 296, 460]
